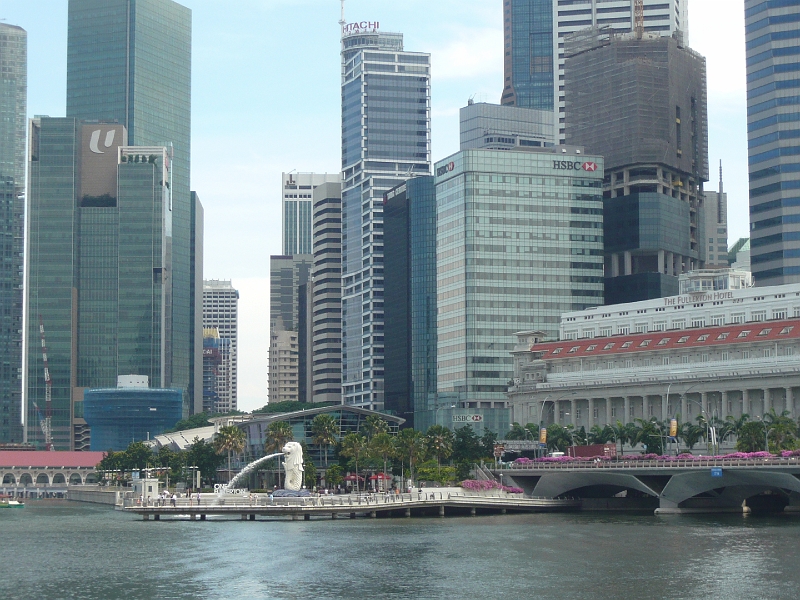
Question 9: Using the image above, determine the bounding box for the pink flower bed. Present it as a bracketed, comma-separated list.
[508, 451, 782, 464]
[461, 480, 523, 494]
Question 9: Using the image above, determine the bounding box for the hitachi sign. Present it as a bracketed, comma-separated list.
[342, 21, 379, 35]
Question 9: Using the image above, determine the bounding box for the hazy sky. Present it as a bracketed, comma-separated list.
[1, 0, 748, 412]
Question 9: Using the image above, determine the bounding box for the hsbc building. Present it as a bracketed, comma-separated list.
[425, 146, 604, 432]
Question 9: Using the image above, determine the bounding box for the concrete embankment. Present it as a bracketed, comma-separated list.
[67, 486, 122, 506]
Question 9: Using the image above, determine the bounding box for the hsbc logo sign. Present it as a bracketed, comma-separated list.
[436, 161, 455, 177]
[553, 160, 599, 172]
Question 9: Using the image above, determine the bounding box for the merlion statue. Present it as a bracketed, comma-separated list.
[282, 441, 304, 492]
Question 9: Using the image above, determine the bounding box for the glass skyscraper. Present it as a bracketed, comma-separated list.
[26, 119, 175, 449]
[282, 173, 340, 256]
[0, 23, 26, 444]
[745, 0, 800, 285]
[65, 0, 197, 409]
[383, 176, 437, 428]
[340, 23, 431, 409]
[433, 148, 604, 432]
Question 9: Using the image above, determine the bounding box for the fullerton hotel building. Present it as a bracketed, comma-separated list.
[507, 270, 800, 429]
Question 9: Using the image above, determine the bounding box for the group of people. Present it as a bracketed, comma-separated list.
[137, 491, 178, 507]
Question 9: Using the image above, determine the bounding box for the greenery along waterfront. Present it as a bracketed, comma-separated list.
[95, 407, 800, 492]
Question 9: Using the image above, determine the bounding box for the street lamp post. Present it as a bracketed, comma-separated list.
[435, 403, 456, 428]
[536, 392, 576, 457]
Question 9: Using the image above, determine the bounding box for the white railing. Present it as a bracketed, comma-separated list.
[496, 457, 800, 471]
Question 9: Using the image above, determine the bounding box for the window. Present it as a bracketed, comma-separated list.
[721, 351, 730, 361]
[678, 336, 690, 343]
[576, 409, 582, 420]
[629, 404, 635, 417]
[625, 360, 633, 368]
[752, 311, 767, 322]
[731, 313, 745, 324]
[758, 328, 772, 336]
[691, 318, 706, 328]
[658, 338, 671, 346]
[698, 334, 710, 342]
[622, 341, 633, 349]
[764, 348, 773, 358]
[552, 348, 563, 354]
[786, 347, 795, 356]
[564, 331, 578, 340]
[742, 350, 751, 359]
[603, 343, 615, 350]
[586, 344, 597, 352]
[773, 309, 787, 320]
[701, 354, 709, 362]
[635, 323, 648, 333]
[738, 330, 751, 338]
[780, 326, 794, 335]
[653, 321, 667, 331]
[581, 330, 595, 339]
[568, 346, 580, 353]
[662, 357, 670, 365]
[712, 315, 725, 326]
[717, 332, 729, 340]
[672, 319, 686, 329]
[607, 361, 614, 369]
[593, 407, 599, 419]
[599, 327, 613, 337]
[681, 356, 689, 364]
[611, 407, 617, 418]
[618, 326, 630, 335]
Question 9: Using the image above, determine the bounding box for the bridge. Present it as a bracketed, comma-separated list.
[122, 491, 580, 521]
[492, 457, 800, 514]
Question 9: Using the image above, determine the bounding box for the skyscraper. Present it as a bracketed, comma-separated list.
[745, 0, 800, 285]
[65, 0, 198, 409]
[383, 177, 437, 428]
[282, 172, 340, 256]
[340, 20, 431, 410]
[564, 29, 708, 304]
[704, 162, 728, 268]
[502, 0, 688, 141]
[0, 23, 26, 444]
[202, 280, 239, 413]
[26, 119, 176, 449]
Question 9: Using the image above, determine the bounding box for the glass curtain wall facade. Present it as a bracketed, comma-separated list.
[0, 24, 26, 443]
[745, 0, 800, 285]
[340, 27, 431, 410]
[66, 0, 195, 411]
[282, 173, 340, 256]
[26, 118, 173, 449]
[502, 0, 554, 110]
[433, 149, 604, 424]
[202, 280, 238, 412]
[383, 177, 437, 428]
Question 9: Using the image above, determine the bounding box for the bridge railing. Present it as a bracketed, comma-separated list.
[494, 457, 800, 471]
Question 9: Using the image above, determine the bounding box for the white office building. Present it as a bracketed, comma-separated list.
[202, 280, 239, 412]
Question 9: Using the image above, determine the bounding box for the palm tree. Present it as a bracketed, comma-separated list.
[505, 422, 528, 440]
[310, 413, 338, 466]
[633, 418, 665, 455]
[395, 428, 427, 486]
[340, 433, 367, 493]
[680, 421, 705, 451]
[213, 425, 247, 482]
[265, 421, 294, 453]
[425, 425, 454, 476]
[362, 415, 389, 440]
[369, 432, 395, 483]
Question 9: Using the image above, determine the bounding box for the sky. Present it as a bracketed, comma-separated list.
[1, 0, 748, 412]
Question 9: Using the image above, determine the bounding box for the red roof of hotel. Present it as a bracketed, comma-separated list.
[0, 451, 105, 468]
[532, 319, 800, 360]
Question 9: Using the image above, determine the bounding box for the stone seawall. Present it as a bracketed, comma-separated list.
[67, 487, 122, 506]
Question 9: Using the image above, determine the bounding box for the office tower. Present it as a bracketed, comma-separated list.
[704, 162, 728, 268]
[310, 181, 343, 403]
[564, 29, 708, 304]
[432, 147, 604, 433]
[340, 22, 431, 410]
[460, 101, 555, 150]
[501, 0, 688, 141]
[190, 192, 204, 414]
[65, 0, 197, 410]
[282, 172, 340, 256]
[0, 24, 26, 444]
[269, 255, 312, 402]
[26, 118, 175, 449]
[383, 177, 437, 428]
[202, 280, 239, 412]
[745, 1, 800, 285]
[729, 238, 751, 272]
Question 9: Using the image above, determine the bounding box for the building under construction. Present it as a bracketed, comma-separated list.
[564, 28, 709, 304]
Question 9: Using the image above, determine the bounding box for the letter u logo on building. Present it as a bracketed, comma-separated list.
[89, 129, 116, 154]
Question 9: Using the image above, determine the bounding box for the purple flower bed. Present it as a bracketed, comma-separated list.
[461, 480, 523, 494]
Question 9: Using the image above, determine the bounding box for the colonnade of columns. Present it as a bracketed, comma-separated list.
[525, 385, 796, 429]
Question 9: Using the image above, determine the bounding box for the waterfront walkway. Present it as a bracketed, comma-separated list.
[124, 491, 580, 521]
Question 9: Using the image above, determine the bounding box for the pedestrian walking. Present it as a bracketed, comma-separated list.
[171, 493, 177, 507]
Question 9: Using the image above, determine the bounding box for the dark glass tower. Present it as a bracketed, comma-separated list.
[501, 0, 554, 110]
[66, 0, 195, 410]
[340, 24, 431, 409]
[27, 118, 175, 449]
[0, 24, 26, 444]
[383, 177, 437, 428]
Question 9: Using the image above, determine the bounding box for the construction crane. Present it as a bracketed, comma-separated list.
[634, 0, 644, 40]
[38, 316, 54, 451]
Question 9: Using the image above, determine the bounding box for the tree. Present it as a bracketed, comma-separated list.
[302, 442, 317, 489]
[362, 414, 389, 440]
[633, 418, 665, 455]
[453, 425, 483, 463]
[394, 428, 427, 486]
[253, 400, 337, 414]
[340, 433, 367, 492]
[369, 432, 395, 480]
[545, 424, 574, 452]
[505, 422, 529, 440]
[680, 421, 705, 452]
[185, 437, 224, 486]
[214, 425, 247, 482]
[325, 464, 344, 489]
[311, 413, 338, 466]
[764, 409, 798, 452]
[265, 421, 294, 453]
[121, 442, 154, 472]
[736, 421, 767, 453]
[480, 430, 499, 458]
[425, 425, 454, 475]
[164, 412, 213, 433]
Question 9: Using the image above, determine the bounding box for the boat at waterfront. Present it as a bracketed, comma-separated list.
[0, 496, 24, 508]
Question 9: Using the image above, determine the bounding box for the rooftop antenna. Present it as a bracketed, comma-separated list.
[634, 0, 644, 40]
[339, 0, 345, 28]
[718, 160, 723, 196]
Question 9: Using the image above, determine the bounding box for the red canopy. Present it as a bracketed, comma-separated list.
[343, 474, 364, 481]
[369, 473, 392, 480]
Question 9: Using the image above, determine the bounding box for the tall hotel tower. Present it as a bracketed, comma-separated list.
[745, 1, 800, 285]
[0, 24, 26, 444]
[340, 17, 431, 409]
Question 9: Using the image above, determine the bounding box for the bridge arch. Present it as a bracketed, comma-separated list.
[2, 473, 16, 484]
[69, 473, 82, 485]
[525, 472, 661, 500]
[52, 473, 66, 484]
[660, 471, 800, 508]
[36, 473, 49, 485]
[19, 473, 32, 486]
